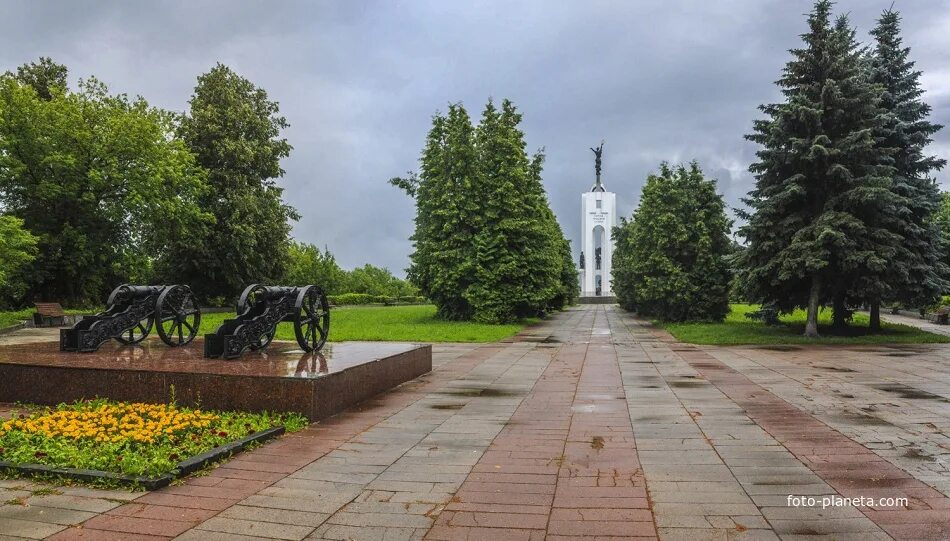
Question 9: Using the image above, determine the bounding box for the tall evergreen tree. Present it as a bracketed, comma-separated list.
[392, 99, 569, 323]
[528, 149, 578, 312]
[162, 64, 298, 301]
[739, 1, 891, 337]
[554, 237, 580, 309]
[467, 100, 561, 322]
[612, 162, 732, 321]
[392, 104, 480, 319]
[863, 8, 947, 330]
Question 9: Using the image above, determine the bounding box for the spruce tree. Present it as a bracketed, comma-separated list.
[739, 1, 891, 337]
[864, 8, 947, 330]
[392, 104, 480, 320]
[613, 162, 732, 322]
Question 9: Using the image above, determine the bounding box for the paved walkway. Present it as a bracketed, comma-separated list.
[2, 306, 950, 540]
[879, 311, 950, 338]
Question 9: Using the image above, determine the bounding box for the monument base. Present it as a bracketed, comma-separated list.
[578, 296, 616, 304]
[0, 340, 431, 421]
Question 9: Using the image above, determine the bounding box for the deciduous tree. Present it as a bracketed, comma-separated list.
[163, 64, 298, 301]
[0, 69, 208, 305]
[0, 215, 38, 304]
[284, 242, 346, 294]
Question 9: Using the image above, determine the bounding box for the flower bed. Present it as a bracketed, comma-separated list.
[0, 399, 307, 484]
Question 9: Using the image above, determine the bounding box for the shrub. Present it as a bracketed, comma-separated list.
[612, 162, 732, 322]
[328, 293, 374, 306]
[327, 293, 428, 306]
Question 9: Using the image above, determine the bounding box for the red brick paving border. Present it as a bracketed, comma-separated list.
[674, 344, 950, 541]
[46, 344, 505, 540]
[428, 309, 658, 540]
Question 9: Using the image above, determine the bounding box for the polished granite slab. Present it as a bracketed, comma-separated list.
[0, 339, 432, 420]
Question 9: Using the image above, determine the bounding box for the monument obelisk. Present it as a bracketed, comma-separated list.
[579, 141, 617, 300]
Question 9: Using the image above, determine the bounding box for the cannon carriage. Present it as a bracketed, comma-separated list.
[204, 284, 329, 360]
[60, 284, 201, 352]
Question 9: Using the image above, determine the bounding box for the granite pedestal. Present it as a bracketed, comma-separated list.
[0, 340, 431, 421]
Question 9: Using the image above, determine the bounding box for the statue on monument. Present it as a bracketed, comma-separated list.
[579, 251, 585, 270]
[590, 141, 604, 183]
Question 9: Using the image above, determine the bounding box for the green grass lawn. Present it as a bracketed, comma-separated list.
[0, 309, 31, 330]
[657, 303, 950, 345]
[0, 308, 95, 331]
[199, 304, 535, 343]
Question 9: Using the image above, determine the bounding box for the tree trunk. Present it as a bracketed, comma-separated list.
[804, 275, 821, 338]
[869, 299, 881, 333]
[832, 291, 847, 330]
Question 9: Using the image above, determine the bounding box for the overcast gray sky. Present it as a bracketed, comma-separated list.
[2, 0, 949, 275]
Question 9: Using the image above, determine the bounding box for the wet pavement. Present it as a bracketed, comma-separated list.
[0, 306, 949, 540]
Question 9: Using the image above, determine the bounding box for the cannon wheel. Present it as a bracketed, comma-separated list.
[109, 284, 153, 345]
[156, 285, 201, 346]
[238, 284, 275, 350]
[294, 285, 329, 352]
[115, 317, 154, 345]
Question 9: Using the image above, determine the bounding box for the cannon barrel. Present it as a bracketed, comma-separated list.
[123, 285, 166, 298]
[260, 285, 297, 298]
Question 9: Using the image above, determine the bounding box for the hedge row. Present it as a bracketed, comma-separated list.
[327, 294, 427, 306]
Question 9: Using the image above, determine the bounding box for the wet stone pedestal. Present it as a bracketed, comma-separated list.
[0, 340, 431, 421]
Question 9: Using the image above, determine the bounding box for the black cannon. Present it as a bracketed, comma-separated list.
[60, 284, 201, 352]
[204, 284, 329, 360]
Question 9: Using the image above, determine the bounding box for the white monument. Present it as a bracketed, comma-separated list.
[579, 142, 617, 298]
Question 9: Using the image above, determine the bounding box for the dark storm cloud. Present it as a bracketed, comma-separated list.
[2, 0, 948, 273]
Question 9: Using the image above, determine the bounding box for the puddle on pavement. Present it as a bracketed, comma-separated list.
[874, 383, 950, 402]
[792, 528, 825, 536]
[439, 387, 519, 398]
[882, 344, 932, 353]
[670, 380, 709, 388]
[755, 345, 801, 352]
[429, 403, 465, 410]
[817, 365, 856, 373]
[831, 412, 892, 427]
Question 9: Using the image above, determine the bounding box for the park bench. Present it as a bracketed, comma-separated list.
[930, 306, 950, 325]
[33, 302, 66, 327]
